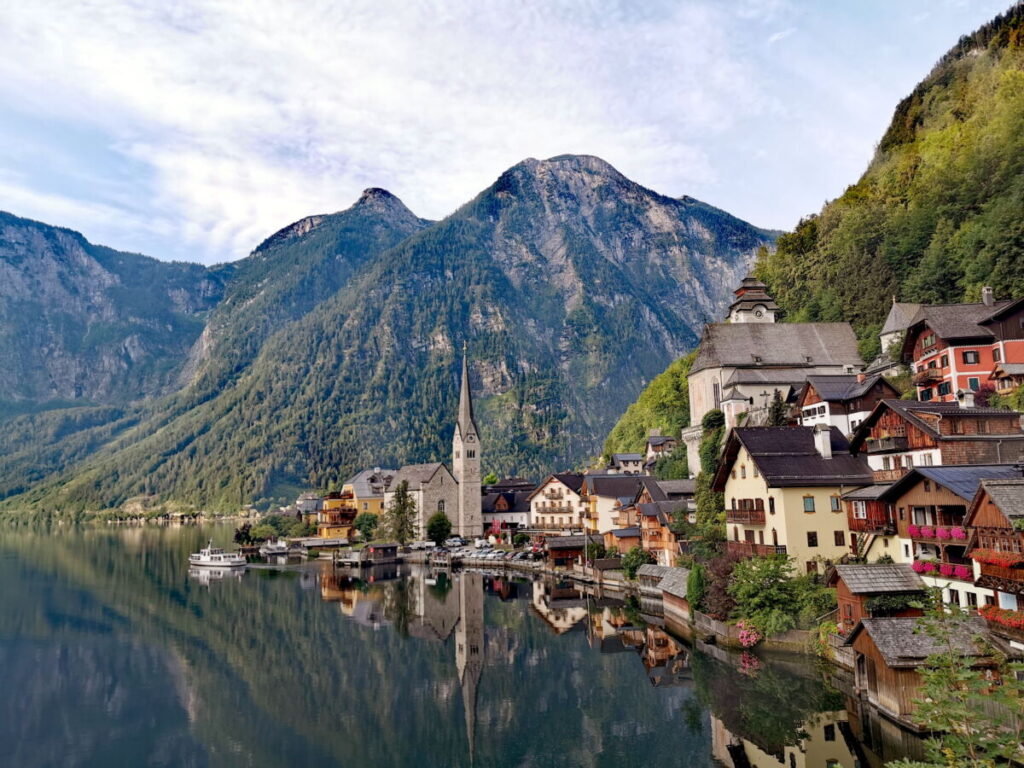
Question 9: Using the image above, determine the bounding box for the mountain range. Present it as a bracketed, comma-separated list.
[0, 155, 775, 511]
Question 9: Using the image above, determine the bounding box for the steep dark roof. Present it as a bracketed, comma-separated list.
[482, 491, 531, 515]
[528, 473, 585, 501]
[841, 483, 892, 501]
[647, 436, 676, 447]
[690, 322, 862, 374]
[611, 453, 643, 462]
[657, 479, 696, 497]
[545, 534, 602, 550]
[608, 526, 640, 538]
[978, 478, 1024, 521]
[832, 564, 924, 595]
[908, 301, 1010, 341]
[845, 616, 1004, 667]
[390, 462, 449, 489]
[804, 373, 890, 403]
[637, 500, 687, 526]
[880, 302, 922, 337]
[657, 567, 691, 599]
[881, 464, 1024, 504]
[583, 475, 667, 503]
[715, 427, 873, 489]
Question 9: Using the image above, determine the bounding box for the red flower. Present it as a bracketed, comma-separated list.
[970, 549, 1024, 568]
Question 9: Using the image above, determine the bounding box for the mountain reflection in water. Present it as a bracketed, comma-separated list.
[0, 525, 924, 767]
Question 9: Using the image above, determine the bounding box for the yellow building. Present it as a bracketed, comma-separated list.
[343, 467, 395, 517]
[713, 425, 873, 574]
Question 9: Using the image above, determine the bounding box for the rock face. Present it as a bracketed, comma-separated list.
[0, 212, 227, 411]
[0, 155, 775, 512]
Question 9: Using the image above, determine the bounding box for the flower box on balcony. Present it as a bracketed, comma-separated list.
[908, 524, 920, 537]
[970, 549, 1024, 568]
[912, 560, 937, 574]
[919, 526, 935, 538]
[951, 527, 967, 540]
[980, 604, 1024, 634]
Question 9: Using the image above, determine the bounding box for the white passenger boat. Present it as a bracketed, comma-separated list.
[189, 541, 247, 568]
[259, 539, 290, 557]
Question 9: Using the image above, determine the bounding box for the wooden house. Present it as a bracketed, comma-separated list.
[965, 478, 1024, 640]
[828, 563, 925, 636]
[845, 616, 1012, 728]
[544, 534, 602, 568]
[796, 373, 899, 436]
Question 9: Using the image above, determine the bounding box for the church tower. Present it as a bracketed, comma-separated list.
[728, 276, 779, 323]
[452, 347, 483, 538]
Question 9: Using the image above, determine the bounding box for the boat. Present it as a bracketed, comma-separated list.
[189, 540, 247, 568]
[188, 566, 245, 584]
[259, 539, 290, 557]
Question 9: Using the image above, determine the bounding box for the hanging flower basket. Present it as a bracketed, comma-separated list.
[920, 526, 935, 538]
[936, 527, 951, 540]
[954, 565, 972, 580]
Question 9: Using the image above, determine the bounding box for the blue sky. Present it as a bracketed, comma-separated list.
[0, 0, 1012, 264]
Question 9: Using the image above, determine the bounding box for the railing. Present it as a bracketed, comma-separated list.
[864, 436, 909, 453]
[979, 561, 1024, 582]
[912, 560, 973, 581]
[727, 541, 787, 558]
[872, 468, 908, 483]
[849, 517, 894, 533]
[907, 524, 968, 542]
[538, 504, 575, 514]
[912, 368, 943, 385]
[725, 508, 766, 526]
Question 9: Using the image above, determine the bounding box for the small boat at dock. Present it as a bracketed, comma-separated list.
[189, 541, 246, 568]
[259, 539, 290, 557]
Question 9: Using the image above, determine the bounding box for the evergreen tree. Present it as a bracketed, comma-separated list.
[766, 390, 788, 426]
[425, 511, 452, 546]
[381, 481, 417, 545]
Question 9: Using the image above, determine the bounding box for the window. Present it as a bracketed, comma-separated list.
[803, 496, 816, 513]
[899, 506, 905, 521]
[977, 418, 990, 434]
[834, 530, 845, 546]
[823, 724, 836, 742]
[769, 497, 776, 516]
[968, 377, 980, 391]
[994, 347, 1002, 363]
[830, 495, 841, 512]
[937, 381, 952, 397]
[740, 464, 746, 479]
[455, 450, 460, 459]
[807, 531, 818, 547]
[905, 454, 914, 468]
[963, 350, 980, 365]
[883, 456, 892, 470]
[920, 388, 933, 401]
[853, 501, 867, 519]
[362, 502, 368, 511]
[923, 332, 936, 348]
[713, 382, 721, 408]
[922, 453, 934, 466]
[940, 354, 949, 368]
[952, 419, 965, 435]
[731, 469, 736, 479]
[966, 592, 978, 609]
[928, 360, 937, 369]
[753, 465, 759, 478]
[948, 589, 960, 607]
[467, 449, 475, 458]
[924, 480, 931, 492]
[437, 500, 445, 513]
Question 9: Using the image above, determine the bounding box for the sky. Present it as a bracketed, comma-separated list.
[0, 0, 1013, 265]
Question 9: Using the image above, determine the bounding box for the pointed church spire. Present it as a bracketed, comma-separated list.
[458, 343, 477, 438]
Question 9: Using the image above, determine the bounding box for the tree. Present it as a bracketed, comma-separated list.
[249, 524, 276, 542]
[687, 562, 707, 611]
[425, 510, 452, 546]
[694, 409, 726, 546]
[586, 541, 607, 561]
[766, 390, 788, 426]
[513, 532, 530, 548]
[233, 523, 253, 545]
[381, 480, 417, 545]
[353, 512, 378, 541]
[727, 554, 798, 636]
[482, 472, 499, 486]
[888, 592, 1024, 768]
[621, 546, 656, 579]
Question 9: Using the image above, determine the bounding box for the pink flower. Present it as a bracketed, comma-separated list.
[908, 524, 920, 537]
[920, 526, 935, 538]
[912, 560, 927, 573]
[954, 565, 972, 580]
[939, 563, 954, 576]
[936, 527, 951, 540]
[951, 527, 967, 540]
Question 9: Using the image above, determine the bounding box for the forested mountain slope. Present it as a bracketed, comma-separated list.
[3, 155, 774, 512]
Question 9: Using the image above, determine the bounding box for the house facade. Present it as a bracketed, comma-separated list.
[965, 478, 1024, 619]
[342, 467, 394, 517]
[902, 292, 1024, 402]
[850, 398, 1024, 483]
[796, 373, 898, 436]
[682, 277, 863, 477]
[713, 425, 873, 574]
[828, 563, 925, 636]
[645, 430, 678, 468]
[528, 474, 586, 532]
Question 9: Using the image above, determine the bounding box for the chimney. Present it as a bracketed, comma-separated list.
[982, 286, 994, 307]
[856, 372, 866, 384]
[649, 428, 661, 437]
[957, 390, 976, 409]
[813, 424, 833, 460]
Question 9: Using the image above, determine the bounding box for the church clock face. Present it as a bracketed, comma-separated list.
[467, 435, 475, 443]
[754, 309, 764, 318]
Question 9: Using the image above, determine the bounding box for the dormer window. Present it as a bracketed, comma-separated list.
[752, 355, 762, 363]
[804, 356, 813, 363]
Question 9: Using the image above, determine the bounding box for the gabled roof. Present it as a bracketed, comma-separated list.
[344, 468, 397, 498]
[714, 426, 873, 490]
[389, 462, 451, 490]
[482, 491, 531, 515]
[647, 436, 677, 447]
[880, 302, 922, 337]
[802, 373, 893, 404]
[657, 479, 696, 498]
[907, 300, 1011, 342]
[611, 453, 644, 462]
[582, 474, 666, 503]
[608, 527, 641, 538]
[831, 564, 924, 595]
[527, 473, 584, 500]
[690, 322, 863, 374]
[849, 399, 1022, 451]
[880, 464, 1024, 504]
[845, 616, 1006, 667]
[993, 363, 1024, 377]
[974, 478, 1024, 521]
[841, 483, 892, 501]
[637, 564, 673, 580]
[545, 534, 602, 550]
[637, 500, 687, 527]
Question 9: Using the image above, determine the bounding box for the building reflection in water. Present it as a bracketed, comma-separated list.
[710, 711, 862, 768]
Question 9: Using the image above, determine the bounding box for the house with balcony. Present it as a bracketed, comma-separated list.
[879, 464, 1024, 609]
[644, 430, 678, 469]
[849, 398, 1024, 483]
[342, 467, 395, 517]
[680, 276, 864, 477]
[991, 362, 1024, 396]
[638, 500, 688, 566]
[901, 290, 1024, 402]
[317, 490, 359, 539]
[527, 473, 586, 533]
[606, 453, 646, 475]
[712, 425, 873, 574]
[965, 479, 1024, 641]
[580, 474, 665, 535]
[840, 484, 897, 562]
[796, 373, 899, 436]
[828, 563, 925, 636]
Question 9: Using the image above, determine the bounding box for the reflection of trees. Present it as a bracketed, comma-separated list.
[384, 575, 415, 637]
[691, 647, 843, 758]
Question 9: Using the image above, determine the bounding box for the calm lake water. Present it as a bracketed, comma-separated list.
[0, 524, 924, 767]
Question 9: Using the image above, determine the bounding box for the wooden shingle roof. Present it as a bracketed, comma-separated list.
[832, 564, 924, 595]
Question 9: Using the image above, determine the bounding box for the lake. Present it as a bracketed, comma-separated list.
[0, 524, 924, 767]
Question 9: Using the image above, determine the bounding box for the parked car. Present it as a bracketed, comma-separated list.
[444, 537, 466, 548]
[473, 538, 492, 549]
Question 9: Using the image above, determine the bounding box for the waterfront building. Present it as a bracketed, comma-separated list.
[878, 464, 1023, 608]
[384, 462, 459, 538]
[342, 467, 394, 516]
[849, 397, 1024, 483]
[681, 276, 863, 477]
[317, 490, 358, 539]
[901, 290, 1024, 402]
[580, 474, 663, 535]
[713, 425, 873, 574]
[637, 501, 687, 566]
[527, 473, 586, 533]
[840, 483, 896, 562]
[828, 563, 925, 636]
[481, 480, 532, 535]
[795, 373, 898, 436]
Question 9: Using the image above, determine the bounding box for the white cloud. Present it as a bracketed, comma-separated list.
[0, 0, 1013, 263]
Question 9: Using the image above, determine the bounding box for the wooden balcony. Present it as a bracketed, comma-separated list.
[726, 508, 765, 526]
[864, 436, 909, 454]
[979, 561, 1024, 583]
[912, 368, 943, 385]
[872, 468, 908, 483]
[848, 516, 894, 534]
[727, 541, 787, 558]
